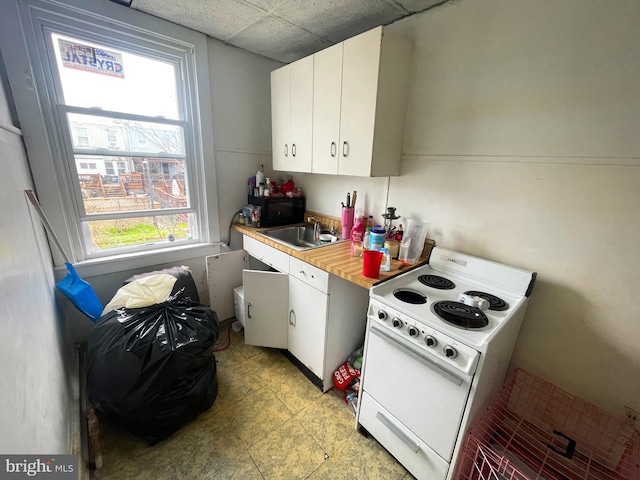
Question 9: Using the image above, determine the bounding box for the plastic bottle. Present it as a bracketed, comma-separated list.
[346, 393, 358, 414]
[370, 226, 386, 250]
[363, 227, 372, 251]
[350, 208, 365, 257]
[256, 164, 265, 188]
[396, 223, 404, 242]
[366, 215, 375, 230]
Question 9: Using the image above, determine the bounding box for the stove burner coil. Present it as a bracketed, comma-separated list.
[432, 301, 489, 329]
[463, 291, 509, 311]
[393, 289, 427, 304]
[418, 275, 456, 290]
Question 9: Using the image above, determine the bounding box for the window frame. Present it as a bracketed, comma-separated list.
[0, 0, 219, 265]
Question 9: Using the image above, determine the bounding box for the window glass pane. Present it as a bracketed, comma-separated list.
[51, 33, 180, 120]
[77, 156, 188, 212]
[67, 113, 185, 155]
[76, 127, 89, 145]
[85, 213, 195, 251]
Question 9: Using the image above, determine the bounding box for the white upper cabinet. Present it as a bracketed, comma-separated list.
[311, 26, 413, 177]
[311, 42, 343, 175]
[271, 56, 313, 172]
[271, 65, 290, 171]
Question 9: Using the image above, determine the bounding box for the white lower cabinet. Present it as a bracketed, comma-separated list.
[288, 275, 326, 378]
[242, 269, 288, 349]
[209, 235, 369, 391]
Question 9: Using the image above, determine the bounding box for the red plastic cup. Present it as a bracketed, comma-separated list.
[362, 250, 383, 279]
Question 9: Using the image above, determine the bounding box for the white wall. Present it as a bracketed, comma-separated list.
[0, 53, 77, 453]
[208, 38, 282, 248]
[298, 0, 640, 418]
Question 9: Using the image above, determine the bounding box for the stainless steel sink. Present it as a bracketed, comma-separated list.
[258, 224, 343, 250]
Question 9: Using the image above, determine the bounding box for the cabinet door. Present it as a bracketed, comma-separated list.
[288, 276, 327, 378]
[289, 56, 313, 173]
[271, 65, 290, 171]
[206, 249, 246, 321]
[243, 269, 288, 349]
[338, 27, 382, 177]
[312, 43, 343, 175]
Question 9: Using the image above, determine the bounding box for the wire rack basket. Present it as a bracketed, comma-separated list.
[454, 368, 640, 480]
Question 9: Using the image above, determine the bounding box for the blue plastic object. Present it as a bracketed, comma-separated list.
[57, 263, 103, 321]
[25, 190, 103, 321]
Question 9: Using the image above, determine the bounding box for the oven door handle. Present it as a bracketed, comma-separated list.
[376, 411, 420, 453]
[370, 324, 464, 386]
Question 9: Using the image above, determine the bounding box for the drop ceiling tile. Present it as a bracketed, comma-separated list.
[273, 0, 407, 43]
[132, 0, 265, 41]
[230, 15, 331, 63]
[394, 0, 446, 14]
[242, 0, 289, 13]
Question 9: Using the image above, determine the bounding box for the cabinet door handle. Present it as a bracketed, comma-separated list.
[284, 144, 288, 157]
[247, 302, 252, 319]
[342, 141, 349, 157]
[292, 143, 296, 157]
[289, 309, 296, 326]
[330, 142, 336, 157]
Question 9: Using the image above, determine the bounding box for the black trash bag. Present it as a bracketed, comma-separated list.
[87, 295, 219, 444]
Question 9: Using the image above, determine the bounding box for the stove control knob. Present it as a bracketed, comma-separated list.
[408, 326, 419, 337]
[444, 345, 458, 359]
[378, 310, 388, 320]
[424, 335, 437, 347]
[392, 318, 403, 329]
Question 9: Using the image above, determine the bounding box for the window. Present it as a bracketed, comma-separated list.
[136, 132, 148, 145]
[50, 32, 197, 252]
[3, 0, 218, 261]
[76, 127, 89, 145]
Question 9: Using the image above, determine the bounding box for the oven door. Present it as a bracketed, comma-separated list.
[360, 321, 478, 462]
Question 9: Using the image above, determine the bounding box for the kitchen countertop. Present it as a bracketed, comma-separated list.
[233, 223, 432, 289]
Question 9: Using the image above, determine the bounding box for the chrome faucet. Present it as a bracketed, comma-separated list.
[307, 216, 321, 242]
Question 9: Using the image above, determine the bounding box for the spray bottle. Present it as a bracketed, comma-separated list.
[256, 164, 265, 190]
[350, 208, 365, 257]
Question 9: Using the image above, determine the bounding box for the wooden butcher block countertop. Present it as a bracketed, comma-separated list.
[233, 223, 433, 289]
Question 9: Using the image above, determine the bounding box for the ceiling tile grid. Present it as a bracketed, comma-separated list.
[129, 0, 449, 62]
[272, 0, 408, 43]
[231, 14, 332, 63]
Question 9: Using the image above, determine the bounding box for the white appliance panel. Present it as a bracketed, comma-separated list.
[358, 392, 449, 480]
[362, 323, 476, 460]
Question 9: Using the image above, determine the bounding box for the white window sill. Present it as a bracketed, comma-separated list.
[56, 242, 227, 278]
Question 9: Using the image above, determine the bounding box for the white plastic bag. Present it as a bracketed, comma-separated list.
[102, 274, 178, 315]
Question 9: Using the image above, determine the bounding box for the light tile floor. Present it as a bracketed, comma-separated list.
[92, 319, 413, 480]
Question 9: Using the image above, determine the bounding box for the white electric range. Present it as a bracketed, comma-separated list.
[356, 247, 536, 480]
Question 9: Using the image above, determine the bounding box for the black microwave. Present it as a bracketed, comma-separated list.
[247, 195, 306, 227]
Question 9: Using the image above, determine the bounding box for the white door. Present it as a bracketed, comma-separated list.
[312, 43, 343, 174]
[243, 269, 288, 348]
[289, 56, 313, 173]
[288, 276, 327, 378]
[206, 249, 246, 321]
[338, 27, 382, 177]
[271, 65, 290, 171]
